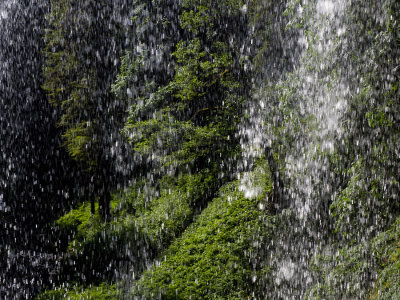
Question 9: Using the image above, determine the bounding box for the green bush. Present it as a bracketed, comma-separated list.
[52, 168, 222, 285]
[36, 284, 120, 300]
[308, 218, 400, 300]
[369, 218, 400, 299]
[131, 163, 274, 299]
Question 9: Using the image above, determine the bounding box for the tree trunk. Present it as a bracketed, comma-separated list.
[90, 193, 95, 215]
[89, 179, 95, 214]
[105, 189, 111, 222]
[99, 187, 105, 221]
[98, 184, 111, 222]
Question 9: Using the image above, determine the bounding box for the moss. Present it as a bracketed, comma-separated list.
[308, 218, 400, 300]
[307, 242, 376, 299]
[37, 162, 273, 298]
[55, 198, 119, 253]
[131, 163, 273, 299]
[51, 168, 222, 285]
[36, 284, 120, 300]
[368, 219, 400, 299]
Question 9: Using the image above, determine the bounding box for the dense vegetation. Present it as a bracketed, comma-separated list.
[0, 0, 399, 298]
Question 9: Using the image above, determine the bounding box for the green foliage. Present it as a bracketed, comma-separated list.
[252, 1, 400, 298]
[180, 5, 211, 35]
[55, 199, 118, 253]
[308, 218, 400, 300]
[111, 0, 182, 113]
[369, 219, 400, 299]
[172, 38, 238, 101]
[131, 163, 273, 299]
[56, 202, 97, 239]
[38, 0, 400, 298]
[135, 170, 216, 247]
[42, 0, 94, 169]
[36, 284, 120, 300]
[330, 159, 392, 244]
[116, 0, 250, 178]
[42, 161, 274, 297]
[307, 242, 376, 299]
[307, 2, 400, 286]
[43, 0, 127, 175]
[42, 0, 130, 222]
[53, 168, 222, 284]
[181, 0, 247, 38]
[61, 122, 94, 165]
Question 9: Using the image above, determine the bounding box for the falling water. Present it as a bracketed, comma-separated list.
[0, 1, 83, 298]
[242, 0, 348, 296]
[242, 0, 398, 298]
[1, 0, 399, 298]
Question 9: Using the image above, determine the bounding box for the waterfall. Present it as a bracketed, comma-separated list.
[1, 0, 399, 298]
[241, 0, 399, 298]
[0, 1, 65, 298]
